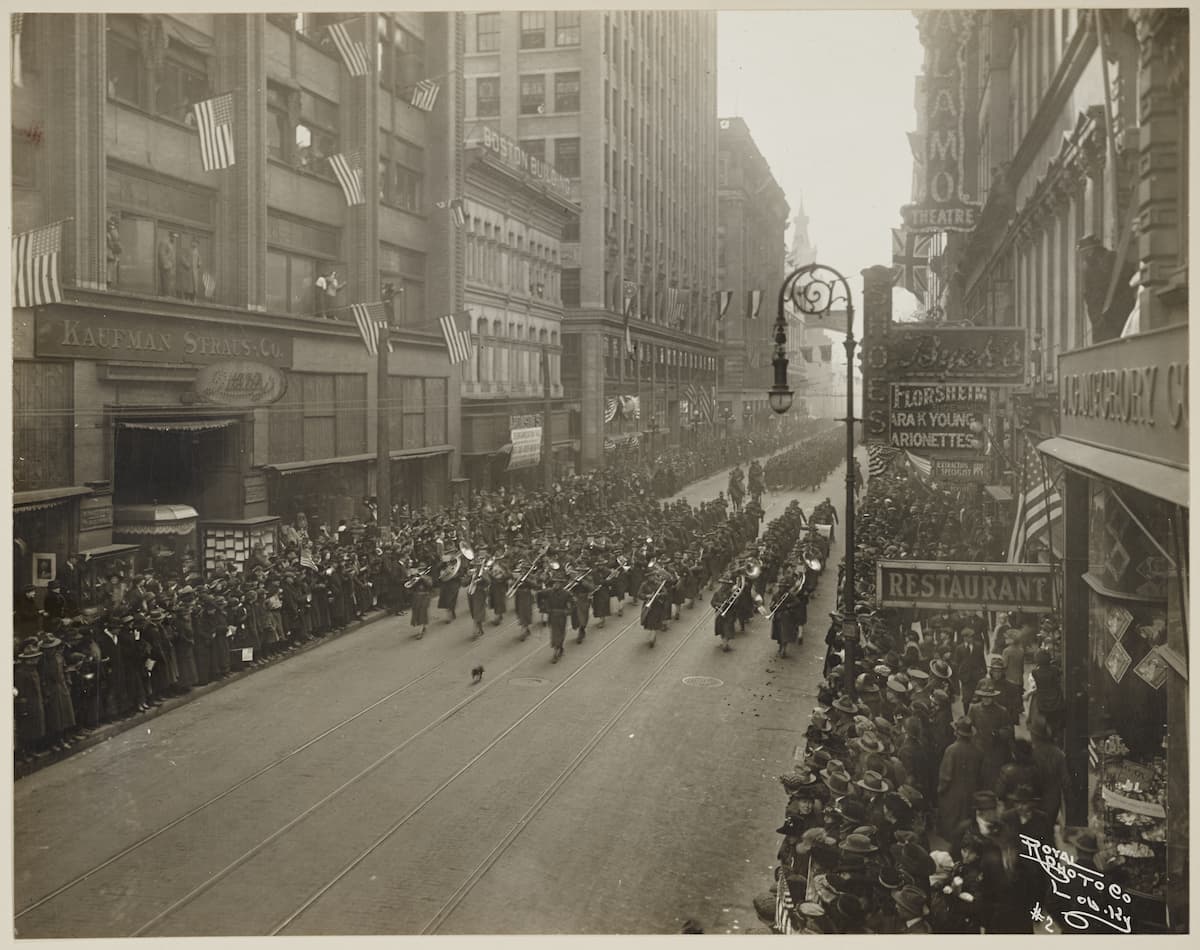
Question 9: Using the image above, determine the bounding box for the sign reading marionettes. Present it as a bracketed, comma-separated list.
[889, 383, 990, 451]
[875, 560, 1055, 612]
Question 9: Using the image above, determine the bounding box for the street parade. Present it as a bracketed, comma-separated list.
[11, 7, 1188, 940]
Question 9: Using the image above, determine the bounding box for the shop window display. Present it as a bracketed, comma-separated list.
[1084, 480, 1185, 920]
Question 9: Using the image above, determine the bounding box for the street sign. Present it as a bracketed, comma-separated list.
[875, 559, 1055, 612]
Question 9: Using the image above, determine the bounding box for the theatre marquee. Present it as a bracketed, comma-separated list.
[875, 560, 1055, 612]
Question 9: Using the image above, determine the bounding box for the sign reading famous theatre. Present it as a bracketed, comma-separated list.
[36, 310, 293, 368]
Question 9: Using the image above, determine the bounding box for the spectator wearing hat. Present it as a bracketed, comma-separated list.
[1028, 720, 1069, 830]
[37, 629, 77, 752]
[994, 738, 1041, 807]
[1070, 830, 1102, 872]
[897, 717, 932, 800]
[1026, 649, 1064, 742]
[976, 654, 1023, 726]
[15, 638, 47, 758]
[890, 883, 931, 934]
[92, 617, 124, 721]
[952, 629, 986, 712]
[65, 622, 102, 731]
[15, 584, 42, 640]
[967, 682, 1009, 791]
[937, 717, 983, 840]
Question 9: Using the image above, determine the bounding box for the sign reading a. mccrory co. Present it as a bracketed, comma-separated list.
[875, 559, 1055, 612]
[1058, 324, 1187, 469]
[35, 310, 293, 368]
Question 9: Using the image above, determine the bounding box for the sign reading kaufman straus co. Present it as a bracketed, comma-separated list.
[875, 560, 1055, 612]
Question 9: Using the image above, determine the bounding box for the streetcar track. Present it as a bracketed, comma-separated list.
[269, 604, 691, 935]
[419, 605, 714, 934]
[130, 629, 551, 937]
[16, 611, 528, 922]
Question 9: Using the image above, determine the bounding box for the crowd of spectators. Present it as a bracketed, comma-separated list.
[755, 461, 1085, 934]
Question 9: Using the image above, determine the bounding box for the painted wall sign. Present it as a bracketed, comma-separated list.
[870, 327, 1026, 382]
[474, 126, 574, 200]
[36, 310, 293, 367]
[1058, 325, 1187, 468]
[889, 383, 991, 451]
[194, 360, 288, 407]
[876, 559, 1055, 612]
[901, 10, 981, 232]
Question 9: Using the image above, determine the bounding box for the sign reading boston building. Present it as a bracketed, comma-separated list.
[875, 559, 1055, 612]
[36, 310, 293, 368]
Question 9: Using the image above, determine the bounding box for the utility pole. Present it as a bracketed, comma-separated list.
[541, 344, 553, 490]
[376, 284, 397, 533]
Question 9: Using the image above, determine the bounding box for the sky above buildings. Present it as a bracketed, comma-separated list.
[717, 9, 925, 332]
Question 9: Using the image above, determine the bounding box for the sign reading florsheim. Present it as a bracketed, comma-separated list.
[875, 560, 1055, 612]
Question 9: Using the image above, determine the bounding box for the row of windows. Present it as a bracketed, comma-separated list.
[466, 226, 560, 302]
[475, 11, 581, 52]
[474, 71, 580, 118]
[467, 321, 561, 388]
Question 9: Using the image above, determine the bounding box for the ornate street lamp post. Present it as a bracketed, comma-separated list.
[769, 263, 859, 698]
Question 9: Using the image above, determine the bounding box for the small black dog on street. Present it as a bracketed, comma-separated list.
[471, 665, 484, 684]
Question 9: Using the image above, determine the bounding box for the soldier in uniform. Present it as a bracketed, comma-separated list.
[712, 573, 739, 652]
[466, 556, 490, 640]
[512, 559, 537, 641]
[638, 568, 670, 648]
[540, 567, 571, 663]
[437, 554, 462, 623]
[487, 551, 509, 626]
[408, 562, 435, 639]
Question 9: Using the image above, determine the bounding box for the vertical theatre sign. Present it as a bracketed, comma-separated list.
[902, 10, 981, 232]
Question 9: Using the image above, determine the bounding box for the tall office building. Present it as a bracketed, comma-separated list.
[463, 10, 720, 467]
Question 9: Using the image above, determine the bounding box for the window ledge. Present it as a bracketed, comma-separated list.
[107, 96, 198, 133]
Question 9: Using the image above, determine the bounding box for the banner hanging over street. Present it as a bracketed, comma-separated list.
[875, 559, 1055, 612]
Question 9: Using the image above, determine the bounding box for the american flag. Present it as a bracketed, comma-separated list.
[410, 78, 440, 112]
[867, 444, 899, 478]
[666, 287, 685, 325]
[327, 19, 370, 77]
[12, 13, 24, 87]
[436, 198, 466, 228]
[604, 397, 618, 424]
[12, 220, 63, 308]
[439, 310, 474, 365]
[193, 93, 236, 171]
[746, 289, 763, 320]
[351, 302, 393, 356]
[716, 289, 732, 320]
[686, 384, 715, 423]
[891, 227, 931, 303]
[328, 150, 365, 206]
[1007, 431, 1063, 563]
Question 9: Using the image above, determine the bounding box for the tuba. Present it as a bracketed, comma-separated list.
[459, 539, 476, 562]
[439, 555, 462, 583]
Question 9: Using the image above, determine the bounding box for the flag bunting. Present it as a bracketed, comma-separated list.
[1007, 431, 1064, 563]
[716, 290, 732, 320]
[747, 289, 763, 320]
[410, 78, 440, 112]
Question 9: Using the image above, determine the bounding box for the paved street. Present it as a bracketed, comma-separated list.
[14, 447, 858, 937]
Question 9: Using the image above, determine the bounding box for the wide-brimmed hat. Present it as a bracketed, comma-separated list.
[834, 796, 868, 824]
[892, 885, 929, 918]
[839, 833, 878, 855]
[883, 792, 913, 821]
[878, 867, 904, 891]
[780, 769, 819, 793]
[974, 683, 1001, 698]
[821, 770, 852, 796]
[37, 633, 63, 650]
[808, 712, 833, 733]
[855, 771, 891, 795]
[898, 842, 935, 877]
[832, 696, 857, 715]
[898, 784, 925, 809]
[929, 658, 953, 679]
[855, 733, 886, 755]
[17, 637, 43, 659]
[886, 675, 911, 694]
[953, 716, 974, 737]
[872, 716, 896, 738]
[907, 667, 930, 685]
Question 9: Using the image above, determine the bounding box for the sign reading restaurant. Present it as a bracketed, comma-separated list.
[473, 127, 574, 201]
[36, 310, 293, 368]
[875, 560, 1055, 612]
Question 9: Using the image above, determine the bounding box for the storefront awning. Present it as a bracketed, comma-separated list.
[1038, 437, 1189, 508]
[119, 419, 239, 432]
[265, 452, 375, 475]
[113, 504, 200, 536]
[984, 484, 1013, 503]
[14, 485, 92, 512]
[389, 444, 453, 461]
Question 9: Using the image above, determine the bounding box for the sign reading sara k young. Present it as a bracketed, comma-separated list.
[1058, 324, 1187, 468]
[889, 383, 990, 451]
[875, 560, 1055, 612]
[35, 310, 293, 368]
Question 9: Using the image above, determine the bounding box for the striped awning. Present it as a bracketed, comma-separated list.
[113, 504, 200, 536]
[119, 419, 238, 432]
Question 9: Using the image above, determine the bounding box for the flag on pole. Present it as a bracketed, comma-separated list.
[904, 450, 933, 480]
[328, 150, 365, 206]
[891, 227, 931, 303]
[436, 198, 466, 228]
[716, 289, 732, 320]
[12, 220, 63, 308]
[622, 281, 638, 355]
[193, 93, 236, 171]
[747, 289, 763, 320]
[351, 302, 393, 356]
[11, 13, 24, 87]
[439, 309, 474, 365]
[327, 19, 370, 76]
[1007, 432, 1063, 563]
[410, 78, 440, 112]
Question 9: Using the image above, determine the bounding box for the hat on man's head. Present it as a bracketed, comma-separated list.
[973, 791, 998, 811]
[929, 658, 953, 680]
[953, 716, 974, 737]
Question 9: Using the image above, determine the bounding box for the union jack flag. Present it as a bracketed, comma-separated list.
[892, 227, 931, 303]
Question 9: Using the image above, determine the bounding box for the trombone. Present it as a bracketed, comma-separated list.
[765, 568, 807, 620]
[716, 574, 746, 617]
[405, 565, 432, 588]
[565, 566, 592, 592]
